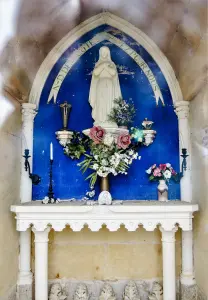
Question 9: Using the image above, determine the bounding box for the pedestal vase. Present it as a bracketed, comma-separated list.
[158, 179, 168, 201]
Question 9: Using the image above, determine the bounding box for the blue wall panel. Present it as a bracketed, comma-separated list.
[32, 25, 180, 200]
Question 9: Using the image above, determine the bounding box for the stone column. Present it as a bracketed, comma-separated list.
[174, 101, 192, 203]
[175, 101, 196, 293]
[20, 103, 37, 204]
[17, 229, 33, 300]
[32, 227, 50, 300]
[160, 226, 178, 300]
[18, 104, 36, 299]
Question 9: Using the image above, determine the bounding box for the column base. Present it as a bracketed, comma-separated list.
[16, 284, 33, 300]
[180, 283, 197, 300]
[17, 271, 33, 286]
[180, 273, 196, 286]
[17, 272, 33, 300]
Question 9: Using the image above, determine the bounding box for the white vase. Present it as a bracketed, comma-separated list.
[157, 180, 168, 201]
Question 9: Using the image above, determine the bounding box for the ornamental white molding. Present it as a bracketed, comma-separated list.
[11, 201, 198, 232]
[22, 103, 37, 122]
[29, 12, 183, 107]
[174, 101, 190, 119]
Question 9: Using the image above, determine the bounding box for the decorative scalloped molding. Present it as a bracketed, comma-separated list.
[12, 202, 198, 232]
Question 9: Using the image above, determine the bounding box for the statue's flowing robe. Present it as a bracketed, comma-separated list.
[89, 51, 122, 128]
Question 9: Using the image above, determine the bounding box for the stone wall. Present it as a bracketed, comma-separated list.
[190, 85, 208, 299]
[0, 96, 21, 297]
[31, 227, 182, 281]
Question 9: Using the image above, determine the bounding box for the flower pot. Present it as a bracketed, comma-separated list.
[100, 175, 110, 192]
[157, 180, 168, 201]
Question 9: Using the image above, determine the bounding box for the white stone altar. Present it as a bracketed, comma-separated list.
[11, 200, 198, 300]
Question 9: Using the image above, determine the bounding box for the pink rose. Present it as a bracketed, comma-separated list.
[153, 168, 162, 177]
[89, 126, 105, 144]
[159, 164, 167, 171]
[117, 133, 131, 149]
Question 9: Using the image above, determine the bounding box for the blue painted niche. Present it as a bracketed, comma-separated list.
[32, 24, 180, 200]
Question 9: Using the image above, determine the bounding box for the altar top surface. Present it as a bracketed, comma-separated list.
[11, 200, 198, 213]
[11, 201, 198, 232]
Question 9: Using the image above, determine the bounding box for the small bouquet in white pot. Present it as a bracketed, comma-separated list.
[146, 163, 178, 201]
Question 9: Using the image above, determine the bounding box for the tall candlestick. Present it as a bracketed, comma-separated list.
[50, 142, 53, 161]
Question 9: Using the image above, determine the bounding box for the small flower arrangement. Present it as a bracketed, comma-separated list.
[78, 126, 140, 187]
[64, 132, 89, 159]
[146, 163, 178, 182]
[108, 97, 136, 127]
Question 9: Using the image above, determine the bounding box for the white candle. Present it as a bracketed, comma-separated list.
[50, 142, 53, 160]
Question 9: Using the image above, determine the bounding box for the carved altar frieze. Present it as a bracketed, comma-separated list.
[73, 283, 90, 300]
[123, 281, 140, 300]
[49, 283, 67, 300]
[99, 283, 117, 300]
[148, 282, 163, 300]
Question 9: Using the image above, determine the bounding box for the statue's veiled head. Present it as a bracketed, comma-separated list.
[99, 46, 111, 61]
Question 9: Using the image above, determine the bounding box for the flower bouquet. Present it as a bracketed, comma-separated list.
[146, 163, 178, 201]
[78, 126, 141, 188]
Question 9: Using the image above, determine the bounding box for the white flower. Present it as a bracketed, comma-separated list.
[86, 190, 95, 198]
[146, 168, 152, 174]
[138, 156, 141, 160]
[133, 153, 138, 159]
[103, 133, 114, 147]
[166, 163, 171, 168]
[164, 170, 171, 179]
[101, 159, 108, 166]
[128, 150, 134, 156]
[92, 163, 99, 170]
[94, 155, 98, 160]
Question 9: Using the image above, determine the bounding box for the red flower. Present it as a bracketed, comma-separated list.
[171, 169, 177, 175]
[89, 126, 105, 144]
[117, 133, 131, 149]
[159, 164, 167, 171]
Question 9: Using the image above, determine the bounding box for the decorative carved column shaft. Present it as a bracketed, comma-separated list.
[32, 227, 50, 300]
[20, 103, 37, 203]
[160, 226, 178, 300]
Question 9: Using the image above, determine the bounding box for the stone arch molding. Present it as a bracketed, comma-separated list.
[29, 12, 183, 107]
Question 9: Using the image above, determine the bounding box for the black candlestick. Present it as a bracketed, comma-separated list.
[47, 159, 56, 202]
[23, 149, 41, 185]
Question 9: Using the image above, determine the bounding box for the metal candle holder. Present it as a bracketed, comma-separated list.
[60, 101, 72, 130]
[180, 148, 189, 177]
[23, 149, 41, 185]
[47, 159, 56, 202]
[56, 101, 73, 146]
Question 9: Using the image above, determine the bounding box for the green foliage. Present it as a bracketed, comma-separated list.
[108, 98, 136, 127]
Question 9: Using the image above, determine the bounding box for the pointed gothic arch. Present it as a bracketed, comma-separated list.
[29, 12, 183, 107]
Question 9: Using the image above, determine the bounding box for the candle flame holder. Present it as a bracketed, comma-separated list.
[23, 149, 41, 185]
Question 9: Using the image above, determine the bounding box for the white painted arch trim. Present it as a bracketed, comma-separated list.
[29, 12, 183, 107]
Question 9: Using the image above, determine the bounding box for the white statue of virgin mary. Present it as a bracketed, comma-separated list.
[89, 46, 122, 128]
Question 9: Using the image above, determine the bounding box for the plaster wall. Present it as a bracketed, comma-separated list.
[0, 97, 21, 297]
[190, 85, 208, 298]
[32, 227, 181, 281]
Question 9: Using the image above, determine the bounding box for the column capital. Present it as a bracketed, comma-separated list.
[22, 103, 37, 121]
[32, 226, 50, 243]
[174, 101, 190, 119]
[159, 225, 178, 242]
